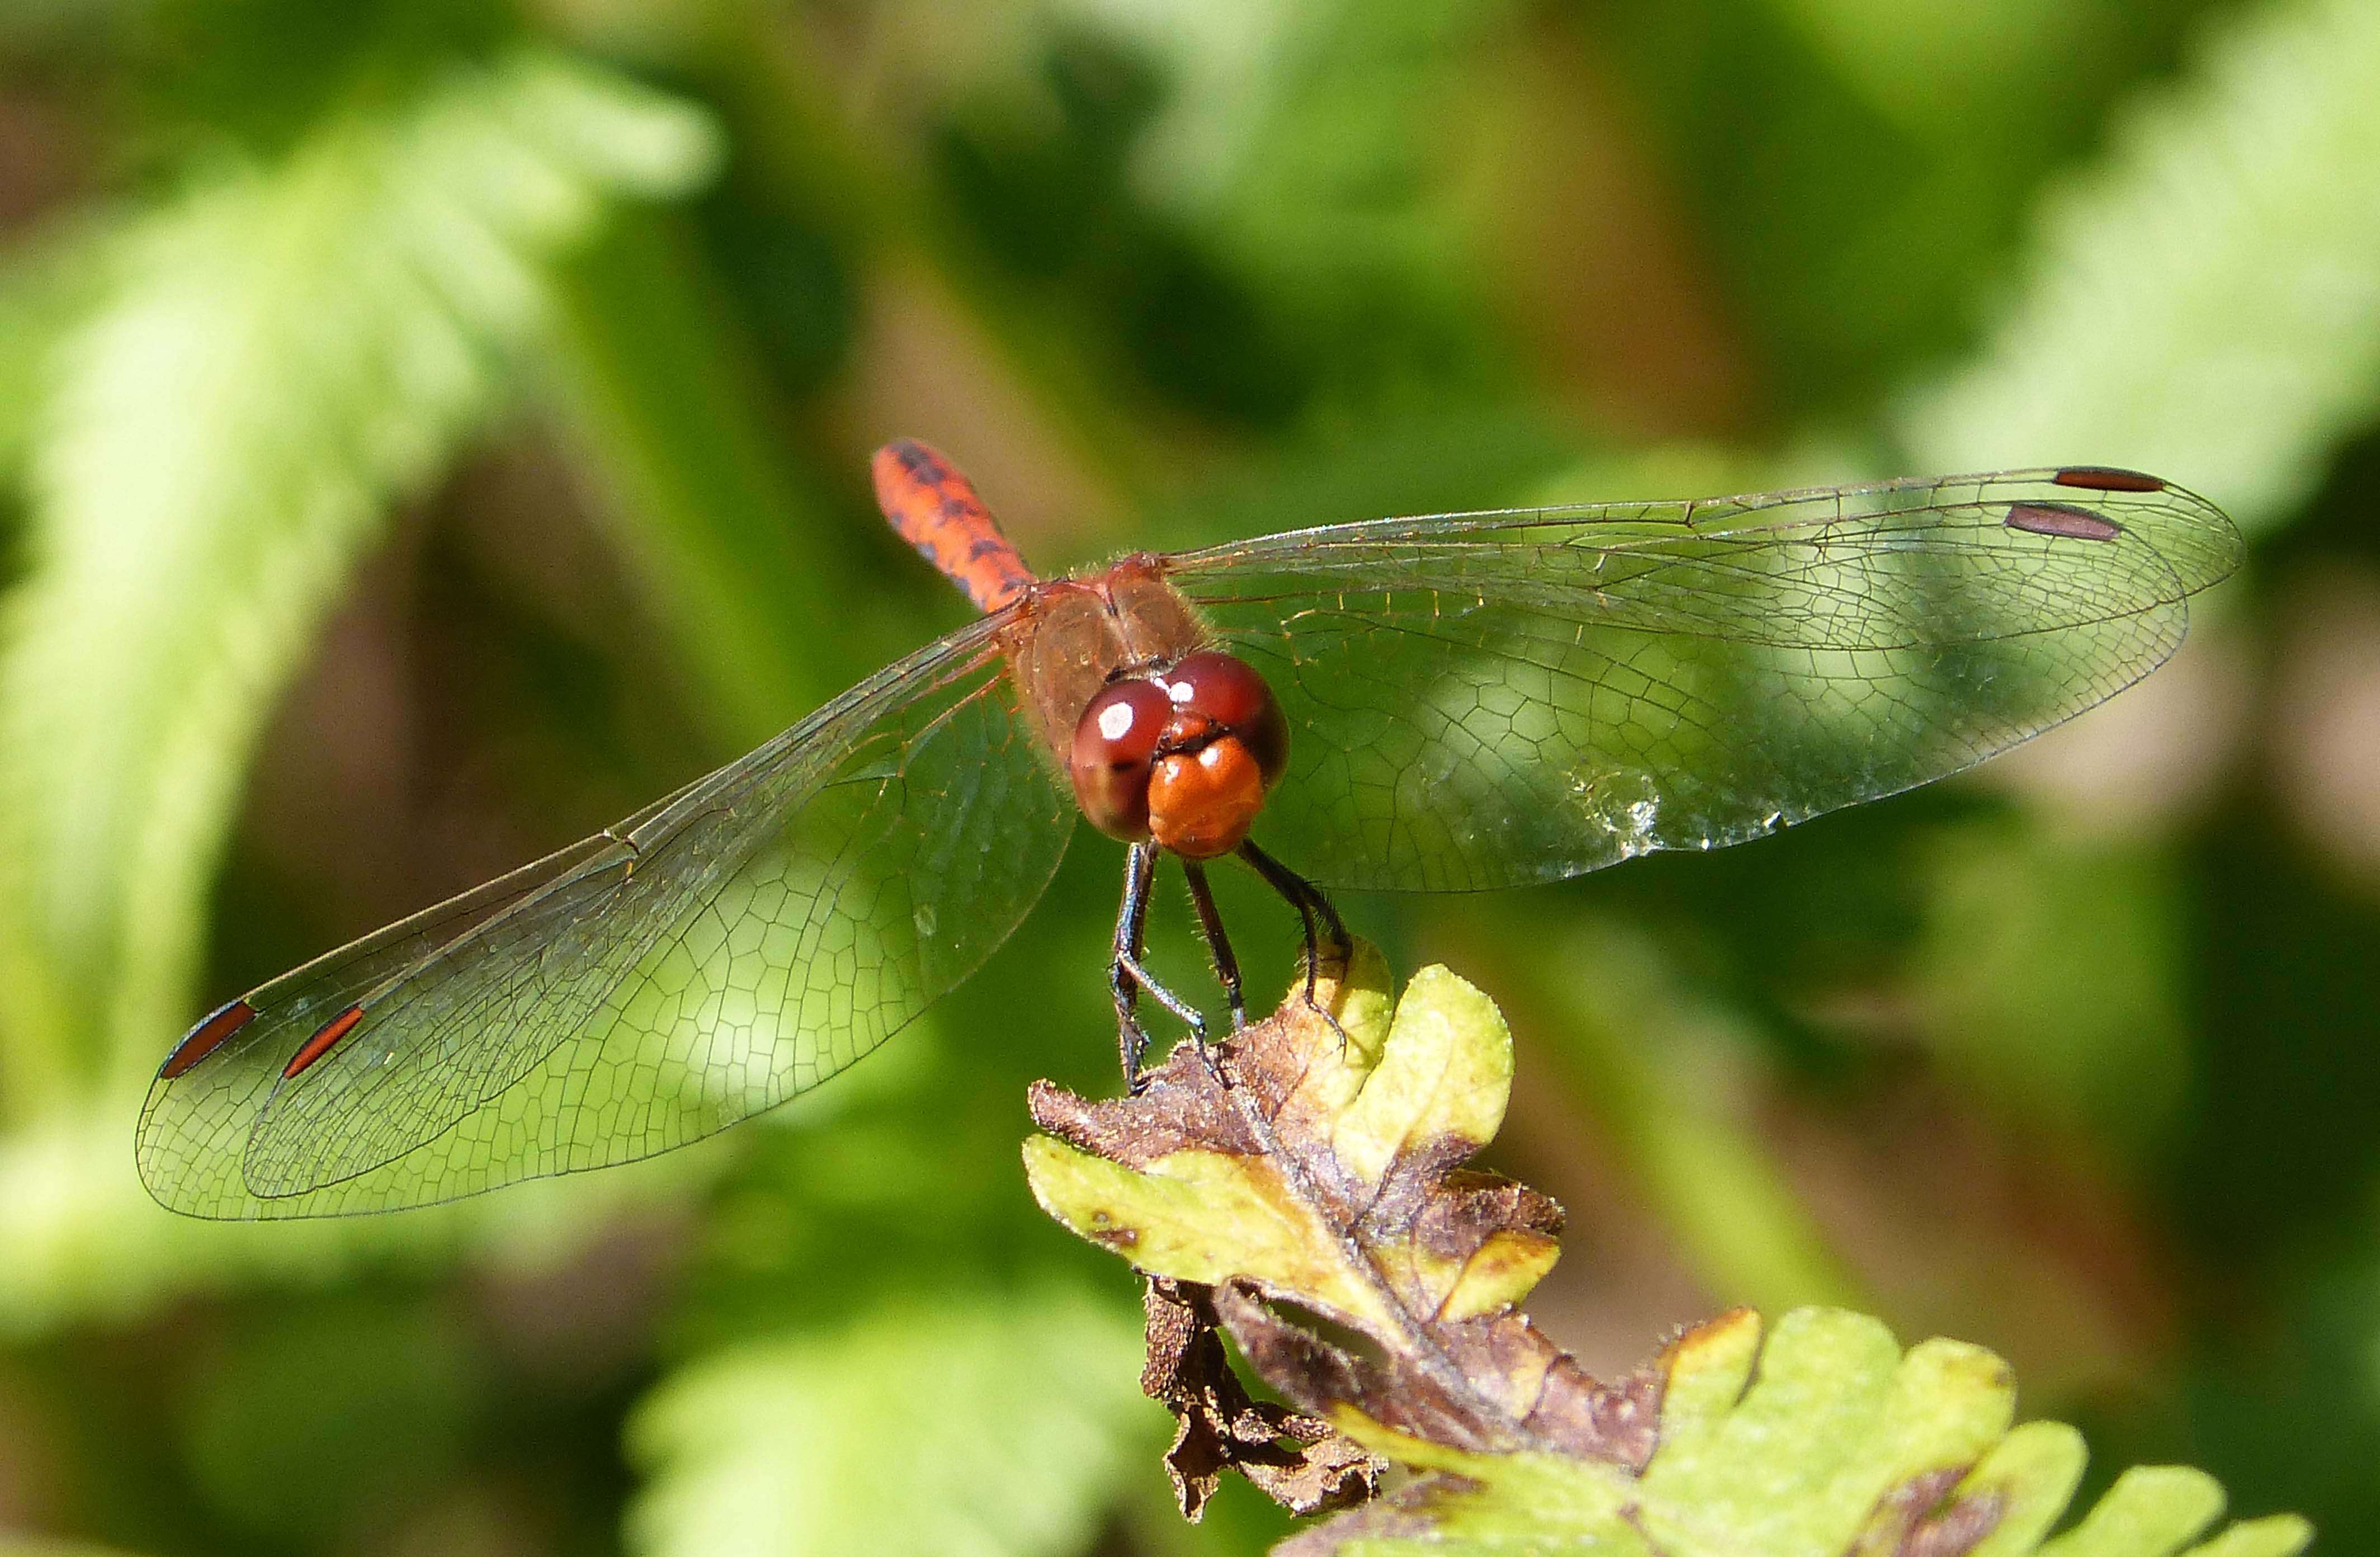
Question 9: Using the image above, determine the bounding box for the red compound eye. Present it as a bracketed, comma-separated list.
[1068, 678, 1173, 841]
[1159, 652, 1289, 786]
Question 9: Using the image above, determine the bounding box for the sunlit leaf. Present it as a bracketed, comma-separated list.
[626, 1286, 1148, 1557]
[1283, 1309, 2315, 1556]
[1901, 0, 2380, 527]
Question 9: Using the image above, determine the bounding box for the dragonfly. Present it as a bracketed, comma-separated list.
[136, 444, 2239, 1218]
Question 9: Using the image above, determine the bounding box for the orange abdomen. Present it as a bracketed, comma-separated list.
[872, 440, 1037, 615]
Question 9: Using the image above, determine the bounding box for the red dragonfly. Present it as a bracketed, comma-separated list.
[138, 444, 2237, 1218]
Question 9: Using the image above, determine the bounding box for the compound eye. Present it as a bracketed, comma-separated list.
[1068, 678, 1173, 841]
[1163, 652, 1288, 787]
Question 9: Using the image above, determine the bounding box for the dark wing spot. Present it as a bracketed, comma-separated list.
[160, 998, 257, 1079]
[2006, 501, 2123, 542]
[2052, 466, 2165, 493]
[282, 1003, 366, 1080]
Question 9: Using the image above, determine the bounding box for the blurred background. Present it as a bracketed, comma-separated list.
[0, 0, 2373, 1551]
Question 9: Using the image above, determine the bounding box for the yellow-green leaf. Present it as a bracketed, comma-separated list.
[1283, 1309, 2310, 1557]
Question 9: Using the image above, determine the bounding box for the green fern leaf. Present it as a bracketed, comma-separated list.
[1901, 0, 2380, 528]
[0, 51, 717, 1108]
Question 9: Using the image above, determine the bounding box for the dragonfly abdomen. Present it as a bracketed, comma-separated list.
[872, 438, 1037, 614]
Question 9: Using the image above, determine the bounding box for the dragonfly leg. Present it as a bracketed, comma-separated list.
[1118, 950, 1208, 1041]
[1112, 842, 1158, 1084]
[1181, 860, 1248, 1032]
[1238, 840, 1353, 1043]
[1111, 842, 1210, 1089]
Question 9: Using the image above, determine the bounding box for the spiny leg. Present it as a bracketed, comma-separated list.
[1238, 839, 1353, 1026]
[1111, 842, 1209, 1090]
[1181, 860, 1248, 1032]
[1111, 842, 1158, 1084]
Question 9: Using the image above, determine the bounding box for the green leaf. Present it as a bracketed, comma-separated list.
[1900, 0, 2380, 529]
[625, 1285, 1149, 1557]
[1282, 1309, 2314, 1556]
[0, 50, 719, 1114]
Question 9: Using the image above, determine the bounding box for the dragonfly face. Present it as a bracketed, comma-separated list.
[1064, 652, 1291, 857]
[137, 443, 2241, 1219]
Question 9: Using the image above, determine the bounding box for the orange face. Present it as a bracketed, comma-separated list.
[1066, 652, 1290, 858]
[1146, 735, 1270, 857]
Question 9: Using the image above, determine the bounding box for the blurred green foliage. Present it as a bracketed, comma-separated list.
[0, 0, 2374, 1552]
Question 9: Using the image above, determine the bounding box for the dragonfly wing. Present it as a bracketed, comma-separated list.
[137, 619, 1073, 1218]
[1169, 471, 2239, 892]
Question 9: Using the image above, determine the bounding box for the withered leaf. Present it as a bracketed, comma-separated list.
[1139, 1276, 1379, 1521]
[1026, 944, 1620, 1462]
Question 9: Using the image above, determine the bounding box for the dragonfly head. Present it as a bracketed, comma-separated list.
[1068, 651, 1288, 858]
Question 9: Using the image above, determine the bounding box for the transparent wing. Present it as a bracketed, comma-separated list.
[1168, 470, 2239, 891]
[136, 616, 1074, 1219]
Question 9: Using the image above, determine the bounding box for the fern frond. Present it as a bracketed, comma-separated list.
[0, 53, 717, 1105]
[1900, 0, 2380, 528]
